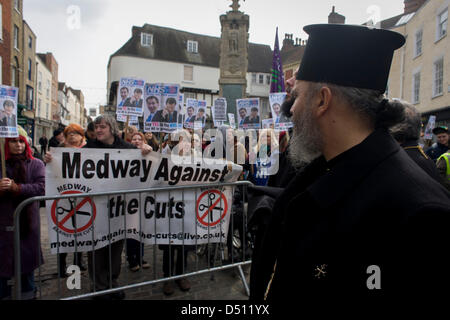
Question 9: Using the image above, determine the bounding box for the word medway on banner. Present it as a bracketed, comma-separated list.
[45, 149, 242, 254]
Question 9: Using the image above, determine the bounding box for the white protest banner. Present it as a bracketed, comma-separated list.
[116, 114, 127, 123]
[129, 116, 139, 129]
[160, 84, 180, 133]
[117, 114, 139, 127]
[236, 98, 261, 130]
[212, 98, 227, 127]
[269, 92, 292, 131]
[183, 98, 198, 130]
[195, 100, 207, 129]
[228, 113, 236, 129]
[117, 78, 145, 117]
[45, 149, 242, 254]
[0, 85, 19, 138]
[423, 115, 436, 140]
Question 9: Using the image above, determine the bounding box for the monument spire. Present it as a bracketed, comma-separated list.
[230, 0, 242, 12]
[220, 0, 249, 116]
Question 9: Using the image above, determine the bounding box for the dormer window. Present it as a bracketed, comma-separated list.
[141, 33, 153, 47]
[187, 40, 198, 53]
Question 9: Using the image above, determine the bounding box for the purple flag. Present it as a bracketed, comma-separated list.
[270, 27, 285, 93]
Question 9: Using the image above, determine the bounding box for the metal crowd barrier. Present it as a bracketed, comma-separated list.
[12, 181, 253, 300]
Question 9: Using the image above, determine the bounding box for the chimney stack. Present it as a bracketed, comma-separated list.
[404, 0, 427, 14]
[282, 33, 294, 50]
[328, 6, 346, 24]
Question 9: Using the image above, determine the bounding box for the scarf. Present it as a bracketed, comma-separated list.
[4, 136, 34, 238]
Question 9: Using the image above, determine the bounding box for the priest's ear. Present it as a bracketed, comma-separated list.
[315, 86, 333, 117]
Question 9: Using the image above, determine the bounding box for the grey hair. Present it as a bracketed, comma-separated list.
[308, 82, 405, 129]
[94, 114, 120, 137]
[388, 101, 421, 143]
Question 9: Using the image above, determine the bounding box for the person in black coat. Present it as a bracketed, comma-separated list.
[88, 116, 150, 300]
[48, 128, 64, 150]
[152, 98, 178, 123]
[425, 126, 449, 161]
[38, 135, 48, 155]
[251, 24, 450, 313]
[85, 121, 96, 143]
[243, 107, 260, 125]
[389, 101, 444, 185]
[122, 88, 143, 109]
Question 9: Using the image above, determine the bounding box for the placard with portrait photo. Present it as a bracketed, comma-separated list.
[0, 85, 19, 138]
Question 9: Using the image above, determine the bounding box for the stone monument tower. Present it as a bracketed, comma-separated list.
[219, 0, 249, 116]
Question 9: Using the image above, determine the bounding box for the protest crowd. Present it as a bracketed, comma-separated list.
[0, 23, 449, 307]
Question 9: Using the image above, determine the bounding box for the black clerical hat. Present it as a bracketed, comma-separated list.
[296, 24, 405, 93]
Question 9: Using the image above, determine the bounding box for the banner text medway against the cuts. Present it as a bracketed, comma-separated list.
[61, 152, 230, 185]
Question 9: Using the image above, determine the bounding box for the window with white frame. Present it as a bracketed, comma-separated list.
[415, 29, 423, 57]
[187, 40, 198, 53]
[14, 0, 19, 12]
[26, 86, 33, 109]
[46, 103, 49, 119]
[437, 9, 448, 40]
[433, 58, 444, 97]
[14, 25, 19, 49]
[38, 71, 42, 91]
[258, 74, 264, 84]
[412, 72, 420, 104]
[252, 73, 270, 85]
[184, 92, 196, 100]
[183, 65, 193, 82]
[12, 66, 16, 87]
[46, 80, 50, 98]
[141, 33, 153, 47]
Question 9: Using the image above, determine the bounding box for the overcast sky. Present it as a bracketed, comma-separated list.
[23, 0, 405, 112]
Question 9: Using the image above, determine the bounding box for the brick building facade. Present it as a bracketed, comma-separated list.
[0, 0, 12, 85]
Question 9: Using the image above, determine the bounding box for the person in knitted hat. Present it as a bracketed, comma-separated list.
[0, 127, 45, 300]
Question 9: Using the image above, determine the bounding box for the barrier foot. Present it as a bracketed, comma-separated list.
[237, 265, 250, 297]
